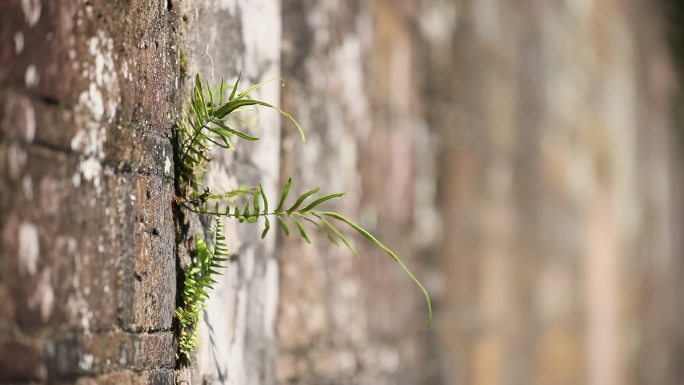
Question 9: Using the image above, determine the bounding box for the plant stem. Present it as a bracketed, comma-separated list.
[179, 117, 213, 165]
[180, 202, 302, 218]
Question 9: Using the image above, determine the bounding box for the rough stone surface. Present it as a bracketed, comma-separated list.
[0, 0, 179, 383]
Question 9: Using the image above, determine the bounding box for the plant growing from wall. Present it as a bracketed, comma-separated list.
[173, 73, 432, 361]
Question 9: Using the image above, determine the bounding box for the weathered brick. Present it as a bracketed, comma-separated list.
[0, 143, 142, 333]
[0, 339, 46, 382]
[46, 332, 174, 379]
[0, 1, 80, 103]
[130, 175, 175, 331]
[61, 369, 174, 385]
[136, 333, 175, 369]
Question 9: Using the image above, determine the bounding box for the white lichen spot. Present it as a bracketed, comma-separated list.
[21, 0, 41, 27]
[79, 354, 94, 370]
[78, 83, 105, 120]
[28, 268, 54, 321]
[119, 348, 128, 365]
[18, 222, 39, 276]
[14, 32, 24, 54]
[79, 157, 102, 183]
[72, 172, 82, 187]
[79, 31, 119, 121]
[71, 122, 105, 194]
[24, 99, 35, 142]
[419, 2, 457, 44]
[121, 61, 129, 80]
[22, 175, 33, 200]
[164, 156, 171, 175]
[25, 65, 39, 87]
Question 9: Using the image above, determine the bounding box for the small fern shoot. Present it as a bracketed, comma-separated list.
[176, 218, 230, 360]
[174, 73, 304, 201]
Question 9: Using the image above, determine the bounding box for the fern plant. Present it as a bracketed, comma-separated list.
[174, 73, 304, 203]
[175, 219, 229, 359]
[173, 73, 432, 361]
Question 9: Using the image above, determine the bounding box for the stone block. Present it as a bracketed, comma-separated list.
[0, 338, 46, 382]
[130, 175, 175, 331]
[46, 332, 174, 379]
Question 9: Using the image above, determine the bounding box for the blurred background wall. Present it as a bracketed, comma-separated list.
[1, 0, 683, 384]
[278, 1, 684, 384]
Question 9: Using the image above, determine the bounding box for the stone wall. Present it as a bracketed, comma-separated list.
[0, 1, 178, 383]
[1, 0, 683, 385]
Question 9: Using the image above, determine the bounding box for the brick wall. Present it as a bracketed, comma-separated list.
[0, 1, 178, 383]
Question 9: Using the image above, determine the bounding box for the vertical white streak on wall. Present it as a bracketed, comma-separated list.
[184, 0, 281, 384]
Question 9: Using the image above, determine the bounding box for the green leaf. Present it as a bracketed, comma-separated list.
[194, 74, 208, 119]
[318, 211, 433, 327]
[291, 216, 310, 243]
[218, 77, 225, 105]
[242, 202, 250, 217]
[206, 80, 214, 113]
[213, 121, 259, 141]
[276, 178, 292, 212]
[278, 108, 306, 143]
[213, 99, 270, 120]
[235, 76, 284, 99]
[287, 187, 320, 214]
[261, 216, 271, 239]
[301, 216, 338, 246]
[259, 183, 269, 215]
[277, 216, 290, 236]
[229, 71, 241, 101]
[300, 192, 346, 212]
[213, 98, 306, 142]
[253, 190, 261, 214]
[318, 216, 357, 257]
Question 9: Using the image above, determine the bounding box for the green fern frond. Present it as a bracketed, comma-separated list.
[175, 73, 305, 201]
[180, 180, 433, 326]
[176, 218, 229, 360]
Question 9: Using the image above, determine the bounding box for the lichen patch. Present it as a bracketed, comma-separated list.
[20, 0, 41, 27]
[18, 221, 39, 276]
[24, 65, 39, 87]
[14, 31, 24, 54]
[28, 268, 54, 322]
